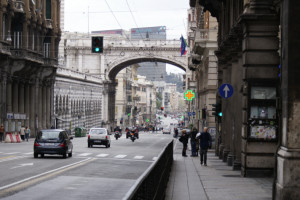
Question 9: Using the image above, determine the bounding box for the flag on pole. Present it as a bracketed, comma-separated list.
[180, 35, 187, 56]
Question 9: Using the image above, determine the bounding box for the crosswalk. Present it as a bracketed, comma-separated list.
[0, 152, 157, 162]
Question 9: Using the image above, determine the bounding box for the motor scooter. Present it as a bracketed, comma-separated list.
[114, 131, 121, 140]
[130, 132, 136, 142]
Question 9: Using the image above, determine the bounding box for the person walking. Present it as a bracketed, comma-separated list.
[25, 127, 30, 142]
[190, 127, 198, 157]
[0, 124, 4, 142]
[20, 126, 25, 141]
[179, 130, 189, 157]
[198, 127, 212, 166]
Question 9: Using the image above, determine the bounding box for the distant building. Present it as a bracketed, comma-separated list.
[132, 26, 167, 82]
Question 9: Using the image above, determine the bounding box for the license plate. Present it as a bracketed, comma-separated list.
[94, 140, 102, 143]
[46, 143, 55, 146]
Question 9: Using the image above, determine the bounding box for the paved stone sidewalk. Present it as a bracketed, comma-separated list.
[165, 140, 273, 200]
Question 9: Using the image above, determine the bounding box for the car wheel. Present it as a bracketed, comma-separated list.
[34, 153, 38, 158]
[68, 151, 72, 157]
[63, 153, 67, 159]
[41, 153, 44, 158]
[88, 143, 91, 148]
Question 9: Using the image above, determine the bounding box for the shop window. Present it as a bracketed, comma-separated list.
[248, 83, 278, 140]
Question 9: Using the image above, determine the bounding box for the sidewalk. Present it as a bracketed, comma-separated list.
[165, 140, 273, 200]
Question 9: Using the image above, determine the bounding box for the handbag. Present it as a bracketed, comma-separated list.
[179, 136, 183, 142]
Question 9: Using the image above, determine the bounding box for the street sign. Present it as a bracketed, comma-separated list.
[219, 84, 234, 99]
[192, 112, 196, 116]
[188, 112, 192, 116]
[184, 90, 195, 101]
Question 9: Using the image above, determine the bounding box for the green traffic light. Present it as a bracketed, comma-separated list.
[95, 47, 100, 52]
[218, 112, 222, 117]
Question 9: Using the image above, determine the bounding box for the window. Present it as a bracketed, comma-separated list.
[13, 32, 22, 49]
[46, 0, 51, 19]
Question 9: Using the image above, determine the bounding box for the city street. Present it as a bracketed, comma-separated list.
[0, 131, 173, 200]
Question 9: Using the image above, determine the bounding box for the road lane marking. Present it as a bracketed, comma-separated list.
[0, 157, 94, 194]
[23, 152, 33, 155]
[77, 153, 92, 157]
[11, 163, 34, 169]
[133, 156, 144, 160]
[96, 154, 109, 157]
[115, 155, 127, 159]
[152, 157, 158, 161]
[0, 156, 28, 163]
[4, 152, 20, 155]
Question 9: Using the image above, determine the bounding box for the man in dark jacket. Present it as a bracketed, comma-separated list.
[199, 127, 212, 166]
[190, 128, 198, 156]
[179, 130, 189, 157]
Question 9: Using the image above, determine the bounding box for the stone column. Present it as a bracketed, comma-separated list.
[221, 62, 231, 162]
[38, 83, 43, 130]
[42, 86, 47, 128]
[46, 86, 51, 128]
[240, 0, 279, 177]
[275, 1, 300, 199]
[19, 83, 25, 124]
[25, 84, 30, 127]
[13, 81, 19, 113]
[30, 82, 36, 137]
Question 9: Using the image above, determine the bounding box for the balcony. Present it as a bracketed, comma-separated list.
[11, 49, 44, 64]
[14, 0, 25, 13]
[46, 19, 53, 29]
[188, 21, 197, 31]
[188, 80, 197, 89]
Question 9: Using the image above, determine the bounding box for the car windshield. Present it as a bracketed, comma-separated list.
[90, 129, 106, 135]
[37, 131, 64, 140]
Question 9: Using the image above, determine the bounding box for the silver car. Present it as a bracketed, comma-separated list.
[88, 128, 111, 148]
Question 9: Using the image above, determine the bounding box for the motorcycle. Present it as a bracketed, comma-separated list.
[130, 132, 136, 142]
[114, 131, 121, 140]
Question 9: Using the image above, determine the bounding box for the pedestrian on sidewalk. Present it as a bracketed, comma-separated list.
[0, 124, 4, 142]
[20, 126, 25, 141]
[190, 127, 198, 157]
[179, 129, 189, 157]
[25, 127, 30, 142]
[198, 127, 212, 166]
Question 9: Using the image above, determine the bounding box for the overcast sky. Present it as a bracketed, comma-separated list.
[64, 0, 188, 73]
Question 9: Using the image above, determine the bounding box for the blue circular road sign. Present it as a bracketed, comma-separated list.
[219, 84, 234, 99]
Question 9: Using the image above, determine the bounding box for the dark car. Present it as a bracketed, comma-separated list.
[34, 129, 73, 158]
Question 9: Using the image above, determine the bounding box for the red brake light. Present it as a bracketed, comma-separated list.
[105, 136, 108, 139]
[88, 134, 90, 139]
[59, 143, 66, 147]
[34, 142, 41, 147]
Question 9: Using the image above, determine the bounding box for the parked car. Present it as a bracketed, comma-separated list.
[34, 129, 73, 158]
[88, 128, 111, 148]
[162, 127, 171, 134]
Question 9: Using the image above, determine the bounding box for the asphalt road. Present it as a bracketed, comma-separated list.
[0, 131, 174, 200]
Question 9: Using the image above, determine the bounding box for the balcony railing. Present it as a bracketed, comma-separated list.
[14, 0, 25, 13]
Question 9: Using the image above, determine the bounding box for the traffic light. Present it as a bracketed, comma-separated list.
[212, 103, 222, 117]
[91, 36, 103, 53]
[161, 107, 164, 111]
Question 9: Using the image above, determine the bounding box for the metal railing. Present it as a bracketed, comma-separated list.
[123, 140, 173, 200]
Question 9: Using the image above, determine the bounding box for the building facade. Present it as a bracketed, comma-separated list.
[0, 0, 61, 137]
[185, 4, 218, 132]
[192, 0, 300, 199]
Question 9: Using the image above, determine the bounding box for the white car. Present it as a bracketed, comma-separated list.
[162, 127, 171, 134]
[88, 128, 111, 148]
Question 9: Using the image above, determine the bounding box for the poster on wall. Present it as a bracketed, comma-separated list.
[250, 125, 276, 139]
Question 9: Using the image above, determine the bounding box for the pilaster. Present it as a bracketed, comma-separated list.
[240, 0, 279, 177]
[275, 0, 300, 199]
